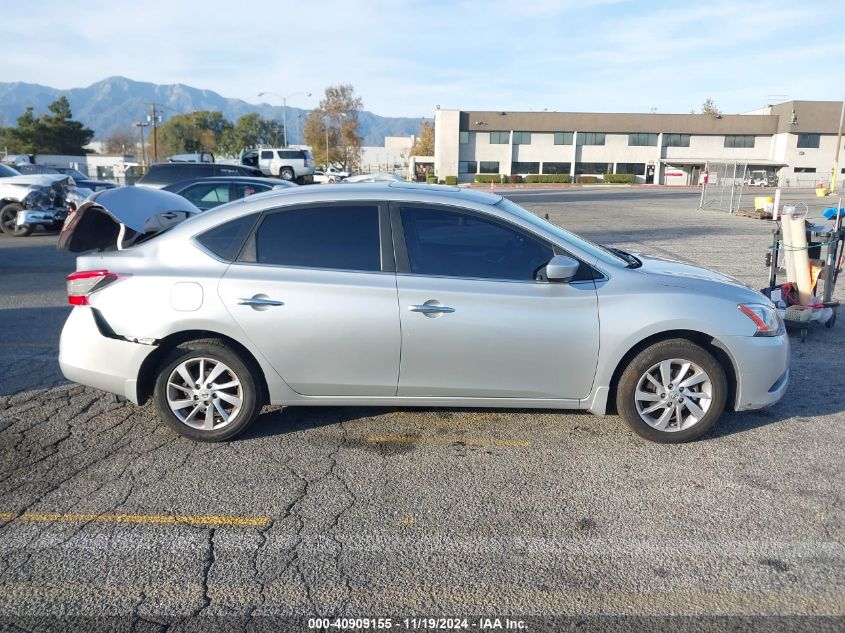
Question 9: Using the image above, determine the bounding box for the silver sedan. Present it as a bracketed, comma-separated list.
[57, 183, 789, 443]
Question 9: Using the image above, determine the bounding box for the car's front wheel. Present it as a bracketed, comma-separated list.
[0, 203, 34, 237]
[616, 339, 727, 443]
[153, 338, 263, 442]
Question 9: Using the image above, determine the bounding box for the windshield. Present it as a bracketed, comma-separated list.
[0, 164, 21, 177]
[57, 168, 88, 180]
[495, 197, 628, 266]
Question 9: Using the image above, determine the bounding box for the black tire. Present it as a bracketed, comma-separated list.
[0, 203, 34, 237]
[279, 167, 294, 181]
[616, 338, 727, 443]
[153, 338, 263, 442]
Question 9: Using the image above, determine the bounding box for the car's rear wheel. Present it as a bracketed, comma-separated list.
[279, 167, 294, 181]
[0, 203, 34, 237]
[153, 339, 262, 442]
[616, 339, 727, 443]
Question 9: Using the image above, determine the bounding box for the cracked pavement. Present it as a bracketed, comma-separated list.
[0, 188, 842, 630]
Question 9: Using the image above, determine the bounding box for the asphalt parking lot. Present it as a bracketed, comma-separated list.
[0, 187, 843, 630]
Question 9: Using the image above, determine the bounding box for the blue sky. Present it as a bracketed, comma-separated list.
[5, 0, 844, 117]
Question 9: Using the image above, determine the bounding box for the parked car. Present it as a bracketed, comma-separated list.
[342, 173, 404, 183]
[241, 148, 315, 183]
[0, 174, 86, 236]
[50, 167, 118, 192]
[135, 163, 265, 189]
[162, 176, 295, 210]
[168, 152, 215, 163]
[57, 183, 789, 443]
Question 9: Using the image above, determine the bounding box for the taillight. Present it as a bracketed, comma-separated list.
[66, 269, 128, 305]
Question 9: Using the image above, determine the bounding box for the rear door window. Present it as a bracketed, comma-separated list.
[234, 182, 271, 199]
[180, 183, 231, 208]
[250, 205, 381, 272]
[399, 206, 554, 281]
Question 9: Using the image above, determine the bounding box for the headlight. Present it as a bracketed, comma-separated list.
[738, 303, 783, 336]
[23, 189, 52, 210]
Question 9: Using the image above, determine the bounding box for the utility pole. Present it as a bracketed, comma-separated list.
[134, 121, 149, 169]
[148, 103, 162, 163]
[830, 94, 844, 194]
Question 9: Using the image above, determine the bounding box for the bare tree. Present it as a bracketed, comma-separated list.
[701, 98, 722, 117]
[104, 128, 138, 155]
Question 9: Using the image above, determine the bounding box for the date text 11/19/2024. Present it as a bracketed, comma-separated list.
[307, 617, 528, 630]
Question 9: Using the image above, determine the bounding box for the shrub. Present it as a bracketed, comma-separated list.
[507, 175, 523, 184]
[603, 173, 635, 184]
[499, 174, 508, 184]
[444, 176, 458, 185]
[474, 174, 501, 183]
[525, 174, 571, 184]
[577, 175, 599, 184]
[426, 174, 437, 184]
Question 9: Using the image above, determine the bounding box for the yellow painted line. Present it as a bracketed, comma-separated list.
[0, 511, 267, 528]
[365, 435, 530, 448]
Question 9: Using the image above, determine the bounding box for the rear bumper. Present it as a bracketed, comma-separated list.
[58, 307, 156, 404]
[721, 332, 790, 411]
[17, 207, 66, 227]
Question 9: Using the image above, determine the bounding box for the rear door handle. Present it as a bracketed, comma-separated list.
[238, 295, 284, 309]
[409, 304, 455, 314]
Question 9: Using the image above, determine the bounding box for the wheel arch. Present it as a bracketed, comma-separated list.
[605, 329, 738, 415]
[136, 329, 270, 406]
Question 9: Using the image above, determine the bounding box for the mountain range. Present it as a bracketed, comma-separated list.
[0, 76, 422, 147]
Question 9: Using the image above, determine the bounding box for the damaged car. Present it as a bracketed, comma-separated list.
[0, 174, 91, 237]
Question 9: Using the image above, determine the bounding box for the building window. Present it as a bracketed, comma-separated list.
[577, 132, 605, 146]
[797, 133, 820, 148]
[489, 131, 509, 144]
[663, 134, 691, 147]
[459, 131, 469, 144]
[512, 131, 531, 145]
[554, 132, 573, 145]
[793, 167, 816, 173]
[616, 163, 646, 175]
[628, 133, 657, 146]
[479, 161, 500, 174]
[575, 162, 611, 175]
[458, 161, 477, 174]
[724, 135, 755, 148]
[543, 162, 571, 174]
[511, 162, 540, 174]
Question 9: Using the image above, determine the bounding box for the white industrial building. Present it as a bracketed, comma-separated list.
[433, 100, 844, 187]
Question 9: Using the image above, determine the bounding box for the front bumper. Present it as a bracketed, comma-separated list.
[16, 207, 67, 227]
[721, 332, 790, 411]
[59, 307, 157, 404]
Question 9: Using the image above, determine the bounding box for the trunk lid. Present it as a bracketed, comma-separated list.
[57, 186, 199, 253]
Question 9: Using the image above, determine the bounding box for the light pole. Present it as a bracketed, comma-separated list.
[258, 91, 311, 147]
[322, 112, 346, 170]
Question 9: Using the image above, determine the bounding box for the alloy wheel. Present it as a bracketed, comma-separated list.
[634, 358, 713, 432]
[165, 357, 243, 431]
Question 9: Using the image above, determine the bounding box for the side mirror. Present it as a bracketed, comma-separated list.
[545, 255, 580, 282]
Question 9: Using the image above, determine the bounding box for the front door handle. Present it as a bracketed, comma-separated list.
[238, 295, 284, 310]
[409, 303, 455, 315]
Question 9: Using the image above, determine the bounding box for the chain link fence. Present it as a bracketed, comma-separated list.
[698, 161, 748, 213]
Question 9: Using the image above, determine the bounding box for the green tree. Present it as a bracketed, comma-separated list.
[9, 97, 94, 154]
[410, 119, 434, 156]
[303, 84, 363, 170]
[219, 113, 283, 156]
[154, 110, 233, 158]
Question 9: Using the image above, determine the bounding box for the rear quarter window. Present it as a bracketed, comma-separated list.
[195, 214, 260, 261]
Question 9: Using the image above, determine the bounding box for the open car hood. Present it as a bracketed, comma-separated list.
[57, 186, 199, 253]
[0, 174, 72, 188]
